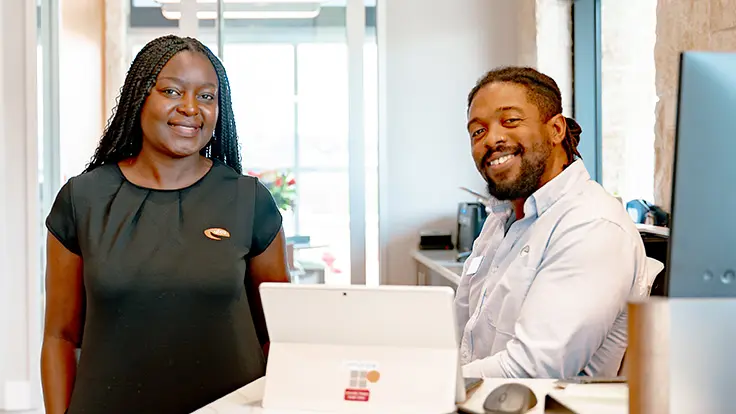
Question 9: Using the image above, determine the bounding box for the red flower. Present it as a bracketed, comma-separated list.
[322, 252, 335, 266]
[321, 252, 342, 274]
[275, 178, 283, 187]
[287, 178, 296, 186]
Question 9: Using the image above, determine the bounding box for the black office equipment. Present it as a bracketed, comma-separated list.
[665, 51, 736, 298]
[418, 230, 454, 250]
[456, 202, 488, 253]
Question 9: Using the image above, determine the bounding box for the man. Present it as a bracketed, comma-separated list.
[455, 66, 648, 379]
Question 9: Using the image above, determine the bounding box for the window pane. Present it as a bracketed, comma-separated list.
[281, 208, 296, 239]
[296, 171, 350, 284]
[364, 42, 379, 285]
[601, 0, 657, 204]
[224, 43, 295, 170]
[205, 3, 379, 286]
[296, 44, 349, 169]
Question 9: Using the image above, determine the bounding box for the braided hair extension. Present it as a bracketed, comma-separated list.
[467, 66, 582, 165]
[85, 35, 242, 173]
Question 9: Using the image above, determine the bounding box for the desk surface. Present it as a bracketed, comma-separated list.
[192, 377, 628, 414]
[412, 249, 464, 285]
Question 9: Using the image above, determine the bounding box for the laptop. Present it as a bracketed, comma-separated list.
[259, 283, 465, 413]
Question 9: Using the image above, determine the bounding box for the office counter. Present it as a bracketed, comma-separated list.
[412, 249, 464, 288]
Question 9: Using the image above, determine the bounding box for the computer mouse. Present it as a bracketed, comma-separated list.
[482, 382, 538, 414]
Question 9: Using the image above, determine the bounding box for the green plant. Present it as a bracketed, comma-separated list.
[248, 169, 297, 212]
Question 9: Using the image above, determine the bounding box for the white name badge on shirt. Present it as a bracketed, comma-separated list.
[466, 256, 483, 276]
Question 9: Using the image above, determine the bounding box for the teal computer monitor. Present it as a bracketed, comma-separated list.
[665, 51, 736, 298]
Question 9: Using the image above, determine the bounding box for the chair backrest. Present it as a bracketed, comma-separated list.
[618, 257, 665, 376]
[644, 257, 665, 296]
[639, 229, 669, 296]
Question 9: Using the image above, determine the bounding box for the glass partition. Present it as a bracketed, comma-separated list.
[127, 0, 379, 285]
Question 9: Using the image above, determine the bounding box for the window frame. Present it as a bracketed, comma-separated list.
[572, 0, 602, 183]
[126, 21, 378, 284]
[126, 33, 371, 237]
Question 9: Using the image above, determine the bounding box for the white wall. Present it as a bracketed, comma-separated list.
[378, 0, 521, 285]
[0, 0, 42, 411]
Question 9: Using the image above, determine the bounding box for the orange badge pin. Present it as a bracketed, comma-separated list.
[204, 228, 231, 241]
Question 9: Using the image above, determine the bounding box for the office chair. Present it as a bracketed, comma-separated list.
[617, 256, 664, 376]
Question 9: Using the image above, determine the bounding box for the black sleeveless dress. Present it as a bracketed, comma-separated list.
[46, 159, 282, 414]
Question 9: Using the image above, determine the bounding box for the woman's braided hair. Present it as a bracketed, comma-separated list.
[85, 35, 242, 173]
[467, 66, 582, 165]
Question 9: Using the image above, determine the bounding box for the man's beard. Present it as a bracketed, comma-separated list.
[485, 140, 552, 201]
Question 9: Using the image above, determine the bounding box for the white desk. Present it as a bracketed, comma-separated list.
[192, 376, 628, 414]
[459, 378, 555, 413]
[412, 249, 463, 287]
[191, 378, 265, 413]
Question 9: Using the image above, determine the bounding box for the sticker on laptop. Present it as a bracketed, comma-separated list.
[343, 360, 379, 371]
[344, 361, 380, 402]
[344, 388, 370, 402]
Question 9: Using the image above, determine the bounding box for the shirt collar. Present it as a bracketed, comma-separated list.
[483, 159, 590, 221]
[524, 159, 590, 218]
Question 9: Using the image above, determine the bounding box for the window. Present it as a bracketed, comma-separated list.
[572, 0, 602, 183]
[600, 0, 657, 204]
[573, 0, 657, 204]
[127, 0, 378, 285]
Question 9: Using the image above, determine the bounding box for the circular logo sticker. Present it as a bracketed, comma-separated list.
[366, 370, 380, 383]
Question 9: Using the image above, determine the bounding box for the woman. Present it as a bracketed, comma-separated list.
[41, 35, 290, 414]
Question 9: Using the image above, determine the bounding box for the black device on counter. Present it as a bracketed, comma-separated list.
[456, 202, 488, 253]
[419, 231, 454, 250]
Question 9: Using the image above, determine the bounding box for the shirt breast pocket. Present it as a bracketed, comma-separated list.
[484, 262, 538, 338]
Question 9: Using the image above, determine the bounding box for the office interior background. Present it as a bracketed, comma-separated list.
[2, 0, 735, 411]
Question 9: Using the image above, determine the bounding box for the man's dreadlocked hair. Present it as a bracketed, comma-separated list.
[467, 66, 582, 165]
[85, 35, 242, 173]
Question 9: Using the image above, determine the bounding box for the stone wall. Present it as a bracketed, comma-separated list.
[655, 0, 736, 211]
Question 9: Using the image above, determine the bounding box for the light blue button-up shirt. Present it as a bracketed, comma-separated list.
[455, 160, 648, 379]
